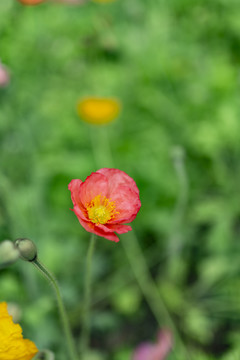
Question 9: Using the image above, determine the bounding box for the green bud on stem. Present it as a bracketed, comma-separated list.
[33, 349, 55, 360]
[0, 240, 20, 268]
[14, 238, 38, 262]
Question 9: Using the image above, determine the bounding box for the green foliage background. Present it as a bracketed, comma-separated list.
[1, 0, 240, 359]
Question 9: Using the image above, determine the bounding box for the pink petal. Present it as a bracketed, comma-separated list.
[157, 329, 173, 346]
[80, 172, 108, 205]
[94, 227, 119, 242]
[97, 223, 132, 235]
[76, 217, 119, 242]
[97, 168, 140, 196]
[77, 217, 95, 233]
[73, 205, 88, 222]
[68, 179, 83, 206]
[0, 63, 10, 87]
[132, 330, 173, 360]
[155, 329, 173, 360]
[105, 224, 132, 234]
[133, 343, 156, 360]
[109, 185, 141, 224]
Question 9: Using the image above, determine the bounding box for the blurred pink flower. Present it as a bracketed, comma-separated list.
[132, 329, 173, 360]
[0, 63, 10, 88]
[69, 168, 141, 242]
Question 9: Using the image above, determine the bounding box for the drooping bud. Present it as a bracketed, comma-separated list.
[14, 238, 38, 262]
[7, 302, 22, 323]
[0, 240, 20, 268]
[34, 349, 55, 360]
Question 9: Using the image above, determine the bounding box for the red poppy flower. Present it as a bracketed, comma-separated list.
[68, 168, 141, 242]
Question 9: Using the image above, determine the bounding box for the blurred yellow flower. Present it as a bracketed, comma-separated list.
[0, 302, 38, 360]
[77, 97, 121, 125]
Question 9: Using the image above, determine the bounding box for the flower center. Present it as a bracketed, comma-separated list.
[86, 194, 118, 225]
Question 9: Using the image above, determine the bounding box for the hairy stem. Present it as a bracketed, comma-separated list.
[91, 127, 191, 359]
[32, 258, 79, 360]
[80, 233, 96, 357]
[122, 231, 191, 360]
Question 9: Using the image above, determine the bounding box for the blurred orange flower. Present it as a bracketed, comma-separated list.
[17, 0, 45, 5]
[0, 302, 38, 360]
[77, 97, 121, 125]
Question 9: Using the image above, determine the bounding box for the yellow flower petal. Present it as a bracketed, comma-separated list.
[77, 97, 121, 125]
[0, 302, 38, 360]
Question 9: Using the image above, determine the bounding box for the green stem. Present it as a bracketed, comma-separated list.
[167, 147, 189, 279]
[80, 233, 96, 357]
[90, 126, 191, 359]
[122, 232, 191, 360]
[32, 258, 79, 360]
[169, 147, 188, 250]
[90, 127, 114, 168]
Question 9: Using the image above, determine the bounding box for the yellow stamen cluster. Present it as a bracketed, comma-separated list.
[86, 194, 119, 225]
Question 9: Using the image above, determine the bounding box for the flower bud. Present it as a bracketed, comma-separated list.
[34, 349, 55, 360]
[7, 302, 22, 323]
[0, 240, 20, 268]
[14, 238, 38, 262]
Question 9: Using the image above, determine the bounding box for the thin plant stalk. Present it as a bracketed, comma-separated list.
[90, 127, 114, 168]
[90, 126, 191, 360]
[122, 232, 191, 360]
[168, 147, 189, 269]
[80, 233, 96, 357]
[32, 258, 79, 360]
